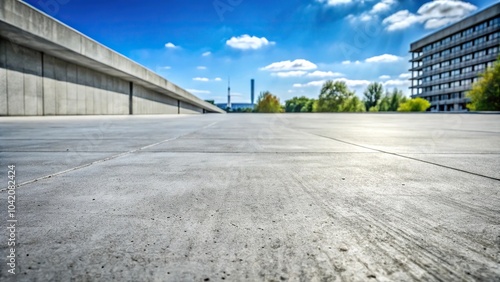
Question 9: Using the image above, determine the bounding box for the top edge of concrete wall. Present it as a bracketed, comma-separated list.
[0, 0, 225, 113]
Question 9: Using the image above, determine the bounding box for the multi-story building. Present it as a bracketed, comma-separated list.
[410, 3, 500, 112]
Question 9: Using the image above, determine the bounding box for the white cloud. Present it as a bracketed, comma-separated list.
[193, 77, 210, 82]
[342, 60, 361, 65]
[197, 66, 207, 70]
[346, 0, 396, 22]
[293, 80, 326, 88]
[271, 71, 307, 78]
[226, 35, 275, 50]
[382, 10, 423, 31]
[165, 42, 178, 49]
[317, 0, 354, 6]
[214, 77, 222, 81]
[399, 73, 411, 79]
[372, 0, 396, 14]
[335, 78, 371, 88]
[260, 59, 318, 72]
[383, 79, 411, 88]
[365, 54, 401, 63]
[379, 75, 391, 80]
[202, 51, 211, 57]
[159, 66, 171, 70]
[307, 71, 344, 78]
[187, 89, 211, 94]
[293, 77, 371, 89]
[383, 0, 477, 31]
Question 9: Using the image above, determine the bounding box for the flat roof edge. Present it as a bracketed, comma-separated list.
[410, 3, 500, 51]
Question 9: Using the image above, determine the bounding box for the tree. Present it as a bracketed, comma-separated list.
[285, 96, 314, 113]
[467, 56, 500, 111]
[302, 99, 315, 112]
[341, 96, 366, 112]
[364, 82, 383, 111]
[397, 97, 431, 112]
[378, 88, 407, 111]
[316, 81, 352, 112]
[255, 91, 283, 113]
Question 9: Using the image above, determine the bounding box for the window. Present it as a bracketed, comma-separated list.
[451, 58, 461, 65]
[442, 37, 451, 45]
[462, 79, 471, 86]
[462, 28, 473, 37]
[432, 63, 440, 70]
[487, 61, 493, 68]
[475, 22, 487, 31]
[462, 66, 472, 73]
[474, 36, 485, 45]
[451, 81, 460, 87]
[462, 41, 473, 49]
[432, 85, 440, 91]
[489, 17, 500, 27]
[451, 46, 461, 53]
[489, 46, 499, 55]
[441, 49, 450, 56]
[474, 64, 485, 71]
[432, 74, 440, 80]
[423, 45, 432, 52]
[451, 33, 461, 41]
[489, 32, 500, 40]
[441, 60, 450, 67]
[463, 54, 473, 61]
[441, 72, 450, 78]
[476, 50, 487, 58]
[432, 53, 440, 59]
[451, 69, 460, 76]
[441, 83, 449, 89]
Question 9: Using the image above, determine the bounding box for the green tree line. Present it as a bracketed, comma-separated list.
[280, 81, 430, 113]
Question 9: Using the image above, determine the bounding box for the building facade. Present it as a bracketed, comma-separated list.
[410, 3, 500, 112]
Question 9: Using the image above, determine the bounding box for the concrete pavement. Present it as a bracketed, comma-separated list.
[1, 113, 499, 281]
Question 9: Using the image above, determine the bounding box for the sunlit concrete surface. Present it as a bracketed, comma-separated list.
[1, 113, 499, 281]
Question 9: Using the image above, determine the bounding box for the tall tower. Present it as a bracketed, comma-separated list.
[227, 77, 231, 109]
[251, 79, 255, 105]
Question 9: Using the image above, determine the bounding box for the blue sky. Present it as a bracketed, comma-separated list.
[24, 0, 496, 103]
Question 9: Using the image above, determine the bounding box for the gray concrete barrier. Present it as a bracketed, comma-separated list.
[0, 0, 224, 116]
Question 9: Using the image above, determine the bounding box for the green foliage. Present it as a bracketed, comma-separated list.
[255, 91, 283, 113]
[466, 56, 500, 111]
[397, 97, 431, 112]
[315, 81, 364, 112]
[378, 88, 407, 112]
[285, 96, 315, 112]
[363, 82, 383, 111]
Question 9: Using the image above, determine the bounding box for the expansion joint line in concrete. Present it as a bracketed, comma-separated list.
[1, 121, 220, 191]
[313, 133, 500, 182]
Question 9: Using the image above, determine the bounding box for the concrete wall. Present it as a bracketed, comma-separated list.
[0, 0, 225, 115]
[180, 101, 204, 114]
[0, 38, 213, 116]
[0, 38, 130, 115]
[133, 84, 178, 115]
